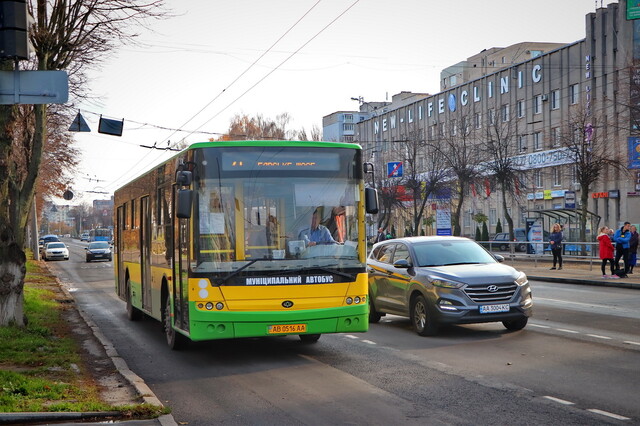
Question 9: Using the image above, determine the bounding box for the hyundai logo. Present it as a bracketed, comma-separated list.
[487, 285, 498, 292]
[282, 300, 294, 308]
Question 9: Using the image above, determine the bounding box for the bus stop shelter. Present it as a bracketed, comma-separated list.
[526, 208, 601, 254]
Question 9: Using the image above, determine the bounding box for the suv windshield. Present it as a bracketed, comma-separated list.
[414, 240, 497, 267]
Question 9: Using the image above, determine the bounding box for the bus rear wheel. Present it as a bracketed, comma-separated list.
[299, 334, 321, 343]
[163, 296, 188, 350]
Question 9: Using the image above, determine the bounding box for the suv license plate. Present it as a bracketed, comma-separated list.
[479, 304, 510, 314]
[268, 324, 307, 334]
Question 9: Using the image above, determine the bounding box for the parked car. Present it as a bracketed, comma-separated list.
[80, 232, 90, 242]
[367, 236, 532, 336]
[491, 228, 550, 252]
[38, 234, 60, 252]
[85, 241, 112, 262]
[42, 242, 69, 261]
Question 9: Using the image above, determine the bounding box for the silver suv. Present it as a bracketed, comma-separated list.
[367, 236, 532, 336]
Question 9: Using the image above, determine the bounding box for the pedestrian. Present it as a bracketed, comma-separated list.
[374, 227, 386, 243]
[549, 223, 564, 270]
[597, 226, 617, 278]
[614, 222, 631, 274]
[629, 225, 638, 274]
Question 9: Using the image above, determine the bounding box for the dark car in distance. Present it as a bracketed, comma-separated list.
[492, 228, 550, 252]
[367, 236, 532, 336]
[85, 241, 112, 262]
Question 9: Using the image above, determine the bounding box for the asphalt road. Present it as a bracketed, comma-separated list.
[47, 239, 640, 425]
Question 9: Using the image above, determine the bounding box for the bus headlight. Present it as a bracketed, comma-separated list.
[205, 302, 213, 310]
[346, 297, 353, 305]
[215, 302, 224, 310]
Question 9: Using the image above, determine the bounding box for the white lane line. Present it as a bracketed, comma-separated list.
[556, 328, 579, 334]
[529, 323, 551, 329]
[586, 334, 612, 340]
[361, 340, 377, 345]
[587, 408, 631, 421]
[624, 340, 640, 346]
[543, 395, 574, 405]
[344, 334, 359, 339]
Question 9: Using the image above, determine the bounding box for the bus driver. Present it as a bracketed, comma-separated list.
[298, 207, 337, 246]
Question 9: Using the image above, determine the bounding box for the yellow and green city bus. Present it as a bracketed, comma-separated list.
[114, 140, 378, 349]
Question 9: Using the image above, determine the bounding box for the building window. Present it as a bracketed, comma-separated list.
[439, 122, 445, 137]
[474, 113, 482, 129]
[518, 135, 527, 152]
[570, 84, 579, 104]
[551, 90, 560, 110]
[461, 116, 468, 133]
[344, 113, 353, 122]
[534, 170, 543, 188]
[450, 75, 457, 86]
[428, 125, 435, 140]
[501, 104, 510, 122]
[517, 100, 525, 118]
[450, 119, 457, 136]
[490, 208, 497, 226]
[552, 127, 561, 146]
[488, 109, 495, 125]
[464, 209, 472, 227]
[533, 131, 542, 150]
[343, 123, 354, 131]
[553, 167, 562, 187]
[343, 135, 354, 142]
[533, 95, 542, 114]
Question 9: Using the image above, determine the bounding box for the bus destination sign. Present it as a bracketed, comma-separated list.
[221, 152, 340, 171]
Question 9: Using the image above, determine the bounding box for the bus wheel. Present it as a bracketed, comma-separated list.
[163, 296, 188, 350]
[299, 334, 321, 343]
[126, 278, 142, 321]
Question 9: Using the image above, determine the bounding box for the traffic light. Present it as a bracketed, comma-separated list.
[0, 0, 29, 59]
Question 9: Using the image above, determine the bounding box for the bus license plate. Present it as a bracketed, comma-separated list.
[479, 304, 510, 314]
[268, 324, 307, 334]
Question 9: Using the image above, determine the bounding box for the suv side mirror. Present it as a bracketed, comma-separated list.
[393, 259, 411, 269]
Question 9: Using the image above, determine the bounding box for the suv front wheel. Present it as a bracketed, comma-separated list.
[410, 294, 438, 336]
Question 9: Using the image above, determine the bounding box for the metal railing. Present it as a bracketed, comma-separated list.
[481, 240, 602, 270]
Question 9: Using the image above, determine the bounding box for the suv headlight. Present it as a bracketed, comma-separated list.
[430, 277, 465, 289]
[515, 272, 528, 286]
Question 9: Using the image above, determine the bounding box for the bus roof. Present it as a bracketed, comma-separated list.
[187, 140, 362, 150]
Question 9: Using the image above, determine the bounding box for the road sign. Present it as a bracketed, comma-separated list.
[387, 161, 403, 178]
[0, 70, 68, 104]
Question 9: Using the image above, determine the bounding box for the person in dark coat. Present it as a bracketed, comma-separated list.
[374, 227, 387, 243]
[629, 225, 638, 274]
[549, 223, 564, 270]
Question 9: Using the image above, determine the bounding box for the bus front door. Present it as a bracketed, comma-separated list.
[140, 196, 152, 311]
[172, 190, 189, 332]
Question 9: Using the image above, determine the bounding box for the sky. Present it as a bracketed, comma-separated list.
[67, 0, 606, 205]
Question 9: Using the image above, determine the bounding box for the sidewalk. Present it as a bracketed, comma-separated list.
[506, 258, 640, 289]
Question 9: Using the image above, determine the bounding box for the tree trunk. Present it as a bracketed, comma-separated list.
[453, 187, 465, 236]
[0, 225, 27, 327]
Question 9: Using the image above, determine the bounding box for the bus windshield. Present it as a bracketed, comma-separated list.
[192, 146, 364, 275]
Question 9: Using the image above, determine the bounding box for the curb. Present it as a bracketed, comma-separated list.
[527, 275, 640, 290]
[2, 264, 179, 426]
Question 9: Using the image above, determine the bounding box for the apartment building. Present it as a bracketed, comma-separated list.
[325, 0, 640, 237]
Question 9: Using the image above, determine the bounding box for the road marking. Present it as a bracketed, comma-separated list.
[556, 328, 579, 334]
[586, 334, 612, 340]
[587, 408, 630, 421]
[543, 395, 574, 405]
[528, 323, 551, 329]
[361, 340, 377, 345]
[624, 340, 640, 346]
[344, 335, 359, 339]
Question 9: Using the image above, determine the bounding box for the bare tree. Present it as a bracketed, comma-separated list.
[480, 109, 525, 243]
[429, 115, 483, 236]
[561, 107, 629, 246]
[399, 130, 449, 236]
[0, 0, 168, 327]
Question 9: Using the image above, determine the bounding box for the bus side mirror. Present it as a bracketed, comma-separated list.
[365, 187, 379, 214]
[177, 189, 193, 219]
[176, 170, 192, 187]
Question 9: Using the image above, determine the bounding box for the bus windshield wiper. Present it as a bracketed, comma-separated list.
[213, 259, 266, 285]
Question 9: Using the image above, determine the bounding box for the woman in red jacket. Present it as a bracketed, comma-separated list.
[598, 226, 617, 278]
